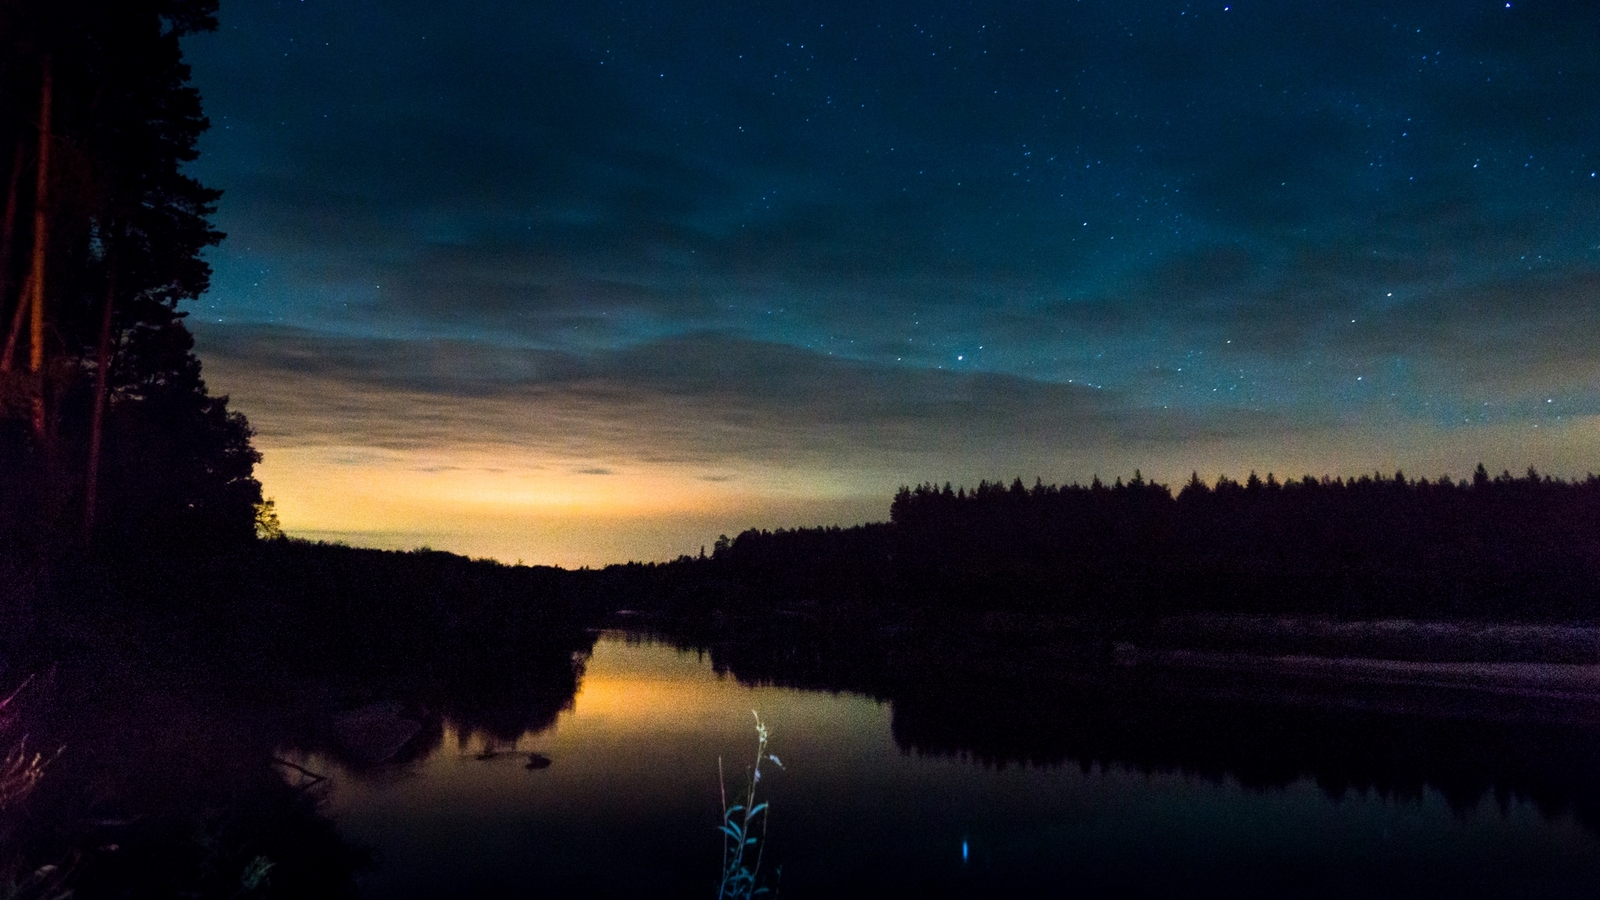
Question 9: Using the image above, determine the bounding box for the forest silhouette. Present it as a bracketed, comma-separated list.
[0, 0, 262, 556]
[617, 466, 1600, 623]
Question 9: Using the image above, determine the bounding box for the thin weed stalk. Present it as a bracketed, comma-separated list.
[0, 675, 53, 812]
[717, 711, 782, 899]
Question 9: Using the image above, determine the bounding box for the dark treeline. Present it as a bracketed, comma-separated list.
[646, 466, 1600, 622]
[16, 538, 602, 743]
[0, 538, 604, 898]
[0, 0, 263, 551]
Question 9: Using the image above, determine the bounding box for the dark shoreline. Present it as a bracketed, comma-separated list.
[3, 467, 1600, 897]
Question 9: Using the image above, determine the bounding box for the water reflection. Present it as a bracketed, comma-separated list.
[292, 632, 1600, 898]
[0, 591, 598, 899]
[9, 614, 1600, 897]
[658, 610, 1600, 832]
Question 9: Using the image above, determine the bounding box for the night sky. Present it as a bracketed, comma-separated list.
[182, 0, 1600, 565]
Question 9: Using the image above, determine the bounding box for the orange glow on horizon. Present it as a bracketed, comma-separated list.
[252, 441, 895, 567]
[247, 415, 1600, 569]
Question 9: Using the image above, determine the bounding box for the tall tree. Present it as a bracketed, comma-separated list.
[0, 0, 262, 547]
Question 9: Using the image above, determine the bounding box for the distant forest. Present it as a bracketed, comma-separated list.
[616, 465, 1600, 623]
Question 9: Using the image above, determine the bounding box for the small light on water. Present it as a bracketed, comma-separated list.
[961, 840, 969, 862]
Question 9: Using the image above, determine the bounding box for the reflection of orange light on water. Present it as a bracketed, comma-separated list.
[561, 639, 891, 748]
[561, 637, 739, 730]
[570, 675, 725, 729]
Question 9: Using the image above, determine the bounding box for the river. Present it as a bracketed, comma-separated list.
[283, 630, 1600, 898]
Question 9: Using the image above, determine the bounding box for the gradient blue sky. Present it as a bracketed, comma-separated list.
[182, 0, 1600, 565]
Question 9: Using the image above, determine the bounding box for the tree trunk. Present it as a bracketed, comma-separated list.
[26, 57, 53, 435]
[84, 257, 116, 542]
[0, 141, 23, 338]
[0, 273, 28, 373]
[0, 140, 27, 374]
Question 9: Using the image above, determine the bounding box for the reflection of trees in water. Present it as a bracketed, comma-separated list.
[1, 542, 602, 897]
[298, 638, 594, 771]
[888, 673, 1600, 831]
[436, 646, 590, 748]
[652, 609, 1600, 836]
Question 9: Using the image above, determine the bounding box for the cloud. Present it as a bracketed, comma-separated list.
[199, 325, 1305, 471]
[190, 0, 1600, 389]
[194, 321, 1600, 565]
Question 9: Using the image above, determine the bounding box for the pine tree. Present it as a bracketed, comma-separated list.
[0, 0, 261, 546]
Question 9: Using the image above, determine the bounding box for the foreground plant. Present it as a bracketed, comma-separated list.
[718, 712, 783, 899]
[0, 677, 66, 900]
[0, 677, 52, 812]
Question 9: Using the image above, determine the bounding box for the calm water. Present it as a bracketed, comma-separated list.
[285, 631, 1600, 898]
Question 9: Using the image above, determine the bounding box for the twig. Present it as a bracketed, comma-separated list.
[270, 757, 327, 787]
